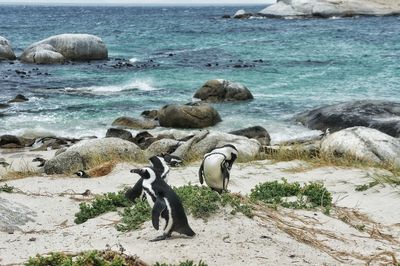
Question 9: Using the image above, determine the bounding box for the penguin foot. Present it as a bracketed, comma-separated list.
[150, 234, 169, 242]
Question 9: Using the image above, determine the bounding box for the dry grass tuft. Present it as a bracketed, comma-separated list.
[0, 160, 39, 181]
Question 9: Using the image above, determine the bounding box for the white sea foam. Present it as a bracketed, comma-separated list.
[64, 78, 158, 94]
[129, 57, 139, 63]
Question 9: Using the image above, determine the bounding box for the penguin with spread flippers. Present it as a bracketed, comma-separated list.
[198, 144, 238, 193]
[125, 155, 170, 202]
[131, 167, 195, 241]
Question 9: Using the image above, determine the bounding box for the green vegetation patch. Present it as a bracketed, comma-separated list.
[25, 250, 146, 266]
[0, 183, 14, 193]
[250, 179, 332, 212]
[154, 260, 208, 266]
[74, 190, 132, 224]
[116, 200, 151, 232]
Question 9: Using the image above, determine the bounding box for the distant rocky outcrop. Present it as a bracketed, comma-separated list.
[0, 36, 16, 60]
[112, 116, 157, 130]
[171, 130, 261, 162]
[233, 9, 253, 19]
[8, 94, 28, 103]
[20, 34, 108, 64]
[296, 100, 400, 137]
[44, 138, 143, 174]
[230, 126, 271, 145]
[158, 103, 222, 128]
[259, 0, 400, 18]
[194, 79, 253, 102]
[321, 127, 400, 167]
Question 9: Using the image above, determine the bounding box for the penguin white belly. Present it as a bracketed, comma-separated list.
[203, 155, 225, 190]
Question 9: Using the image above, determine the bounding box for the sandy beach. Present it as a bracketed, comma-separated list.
[1, 149, 399, 265]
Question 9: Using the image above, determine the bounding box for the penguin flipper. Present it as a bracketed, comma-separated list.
[198, 160, 205, 184]
[125, 178, 144, 202]
[152, 197, 167, 231]
[221, 162, 230, 191]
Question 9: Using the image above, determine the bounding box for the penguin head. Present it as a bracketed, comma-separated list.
[74, 170, 89, 178]
[130, 167, 157, 181]
[149, 155, 170, 179]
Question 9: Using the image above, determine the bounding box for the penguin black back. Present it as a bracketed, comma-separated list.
[132, 167, 195, 241]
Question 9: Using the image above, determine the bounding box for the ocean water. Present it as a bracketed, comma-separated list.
[1, 5, 400, 143]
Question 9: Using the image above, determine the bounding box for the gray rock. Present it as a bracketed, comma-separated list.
[0, 198, 36, 232]
[141, 110, 158, 120]
[112, 116, 158, 129]
[194, 79, 253, 102]
[296, 100, 400, 137]
[145, 139, 181, 158]
[321, 127, 400, 167]
[0, 36, 16, 60]
[230, 126, 271, 145]
[106, 128, 133, 142]
[259, 0, 400, 18]
[20, 34, 108, 64]
[0, 135, 22, 147]
[44, 151, 85, 175]
[67, 137, 144, 166]
[158, 103, 222, 128]
[172, 130, 261, 162]
[0, 103, 10, 109]
[233, 9, 253, 19]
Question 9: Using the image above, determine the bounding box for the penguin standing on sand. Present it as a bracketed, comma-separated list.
[131, 167, 195, 241]
[198, 144, 238, 193]
[125, 155, 170, 202]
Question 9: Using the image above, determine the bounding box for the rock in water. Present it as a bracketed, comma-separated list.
[321, 127, 400, 167]
[233, 9, 252, 19]
[259, 0, 400, 18]
[296, 100, 400, 137]
[20, 33, 108, 64]
[194, 79, 253, 102]
[158, 103, 221, 128]
[0, 36, 16, 60]
[112, 116, 158, 129]
[8, 94, 29, 103]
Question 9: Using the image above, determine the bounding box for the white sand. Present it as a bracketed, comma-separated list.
[0, 150, 399, 265]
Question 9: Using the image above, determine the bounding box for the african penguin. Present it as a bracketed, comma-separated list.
[131, 167, 195, 241]
[74, 170, 90, 178]
[198, 144, 238, 193]
[125, 155, 170, 202]
[32, 157, 46, 167]
[162, 154, 183, 167]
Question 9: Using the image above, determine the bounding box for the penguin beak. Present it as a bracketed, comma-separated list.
[130, 169, 140, 174]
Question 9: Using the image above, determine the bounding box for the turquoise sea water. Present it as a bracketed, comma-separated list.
[1, 5, 400, 142]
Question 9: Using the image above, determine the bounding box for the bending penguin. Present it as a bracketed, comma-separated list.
[198, 144, 238, 193]
[131, 166, 195, 241]
[125, 155, 170, 202]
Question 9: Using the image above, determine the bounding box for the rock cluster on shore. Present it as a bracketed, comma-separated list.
[0, 36, 16, 60]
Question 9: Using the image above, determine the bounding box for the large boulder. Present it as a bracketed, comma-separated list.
[43, 151, 85, 175]
[44, 138, 143, 174]
[112, 116, 157, 130]
[0, 135, 22, 148]
[158, 103, 222, 128]
[0, 36, 16, 60]
[20, 34, 108, 64]
[194, 79, 253, 102]
[259, 0, 400, 18]
[145, 139, 181, 158]
[172, 130, 261, 162]
[105, 128, 133, 142]
[321, 127, 400, 167]
[230, 126, 271, 145]
[296, 100, 400, 137]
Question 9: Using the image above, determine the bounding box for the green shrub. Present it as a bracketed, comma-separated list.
[154, 260, 207, 266]
[116, 200, 151, 232]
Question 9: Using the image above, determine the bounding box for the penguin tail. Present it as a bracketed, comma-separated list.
[181, 226, 196, 237]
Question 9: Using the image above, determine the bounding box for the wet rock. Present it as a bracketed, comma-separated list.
[230, 126, 271, 145]
[158, 103, 221, 129]
[0, 103, 10, 109]
[296, 100, 400, 137]
[0, 36, 16, 60]
[222, 14, 231, 18]
[8, 94, 28, 103]
[112, 116, 158, 129]
[233, 9, 253, 19]
[0, 135, 22, 147]
[194, 79, 253, 102]
[172, 130, 261, 162]
[105, 128, 133, 142]
[141, 110, 158, 120]
[321, 127, 400, 167]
